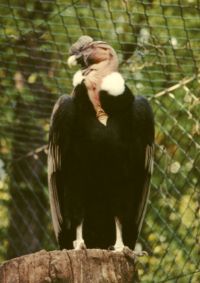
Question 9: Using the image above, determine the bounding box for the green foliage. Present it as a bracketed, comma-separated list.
[0, 175, 9, 261]
[0, 0, 199, 281]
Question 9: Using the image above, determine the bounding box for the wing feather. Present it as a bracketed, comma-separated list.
[133, 96, 155, 236]
[48, 95, 74, 240]
[48, 145, 62, 239]
[137, 144, 154, 234]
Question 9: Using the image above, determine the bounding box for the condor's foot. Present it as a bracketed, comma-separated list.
[123, 247, 148, 261]
[73, 239, 86, 250]
[132, 250, 148, 257]
[110, 245, 148, 261]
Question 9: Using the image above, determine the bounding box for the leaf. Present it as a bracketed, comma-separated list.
[28, 73, 38, 84]
[170, 161, 180, 174]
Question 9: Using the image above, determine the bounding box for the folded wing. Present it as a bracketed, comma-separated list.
[48, 95, 75, 240]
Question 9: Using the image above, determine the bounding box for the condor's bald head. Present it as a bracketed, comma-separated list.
[67, 36, 118, 70]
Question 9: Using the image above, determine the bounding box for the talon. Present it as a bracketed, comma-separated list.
[108, 245, 115, 251]
[134, 250, 148, 257]
[112, 246, 136, 262]
[124, 248, 148, 261]
[122, 246, 136, 261]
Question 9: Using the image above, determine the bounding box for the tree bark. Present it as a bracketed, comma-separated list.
[0, 249, 139, 283]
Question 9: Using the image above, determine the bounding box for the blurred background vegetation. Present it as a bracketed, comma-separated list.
[0, 0, 199, 282]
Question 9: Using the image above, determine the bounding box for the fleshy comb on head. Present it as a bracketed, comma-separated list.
[69, 36, 93, 55]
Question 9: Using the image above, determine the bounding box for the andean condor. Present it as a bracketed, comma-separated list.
[48, 36, 154, 251]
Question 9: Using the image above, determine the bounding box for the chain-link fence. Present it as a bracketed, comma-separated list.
[0, 1, 199, 282]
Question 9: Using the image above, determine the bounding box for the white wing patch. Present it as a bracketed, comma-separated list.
[48, 97, 65, 239]
[137, 144, 154, 234]
[145, 144, 154, 174]
[48, 141, 63, 240]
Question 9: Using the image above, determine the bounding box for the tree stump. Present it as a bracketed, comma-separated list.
[0, 249, 139, 283]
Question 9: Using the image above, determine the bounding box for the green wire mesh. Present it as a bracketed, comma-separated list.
[0, 1, 199, 282]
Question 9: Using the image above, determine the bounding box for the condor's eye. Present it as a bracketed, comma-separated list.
[101, 47, 108, 51]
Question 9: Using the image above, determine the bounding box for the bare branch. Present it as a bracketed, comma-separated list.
[153, 73, 200, 98]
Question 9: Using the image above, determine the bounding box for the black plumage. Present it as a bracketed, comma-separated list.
[48, 36, 154, 251]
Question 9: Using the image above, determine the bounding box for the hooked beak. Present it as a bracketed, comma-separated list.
[67, 55, 78, 68]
